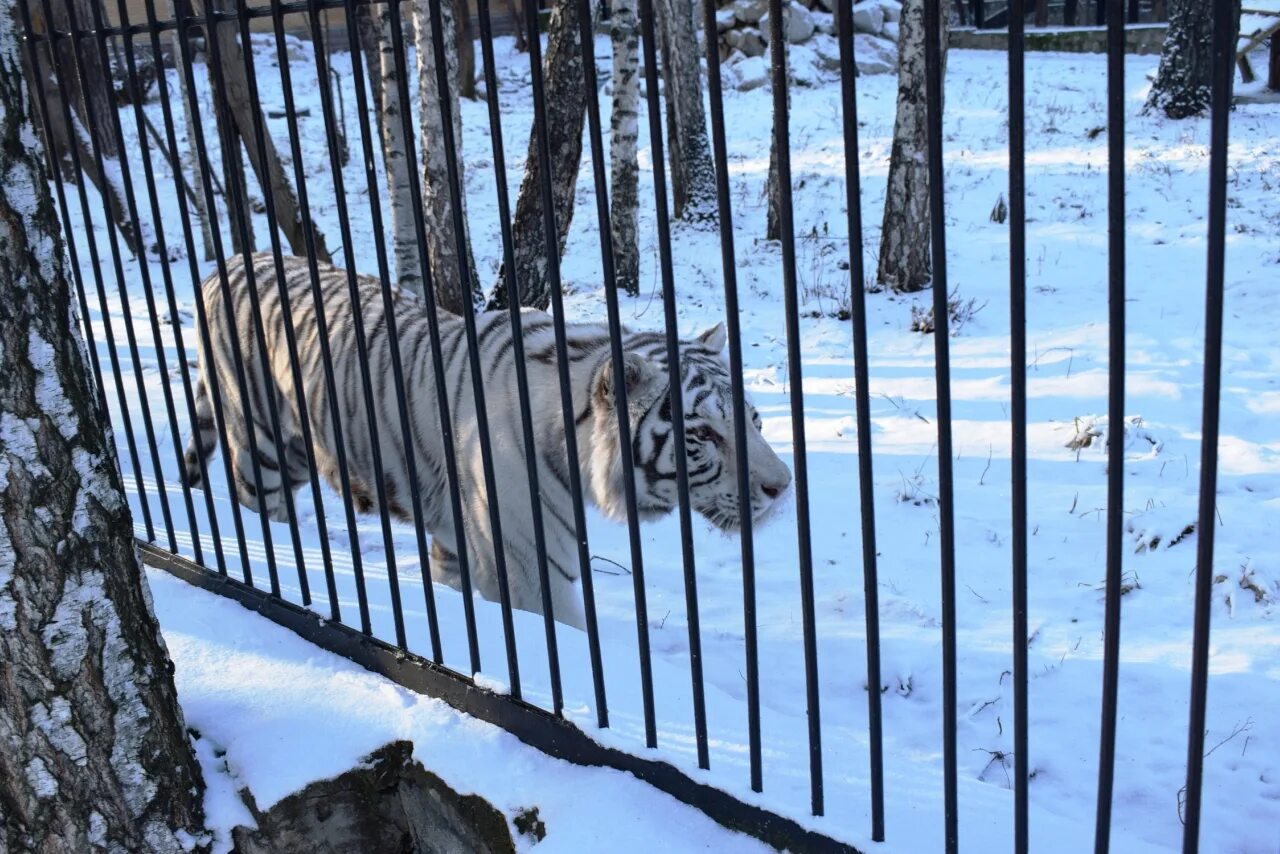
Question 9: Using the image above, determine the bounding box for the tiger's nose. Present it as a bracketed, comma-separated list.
[762, 483, 782, 499]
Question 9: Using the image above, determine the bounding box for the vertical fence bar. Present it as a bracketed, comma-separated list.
[1180, 1, 1233, 849]
[200, 0, 302, 598]
[158, 0, 257, 584]
[478, 0, 583, 714]
[54, 0, 166, 546]
[136, 0, 230, 578]
[426, 0, 522, 697]
[561, 0, 656, 742]
[216, 0, 316, 602]
[634, 0, 711, 770]
[346, 0, 445, 658]
[1093, 0, 1126, 848]
[18, 11, 110, 435]
[836, 0, 885, 838]
[174, 0, 282, 589]
[107, 0, 206, 567]
[700, 0, 762, 793]
[258, 0, 350, 622]
[83, 5, 182, 557]
[565, 0, 624, 727]
[335, 0, 438, 648]
[766, 0, 824, 816]
[384, 0, 479, 669]
[227, 0, 358, 611]
[298, 0, 397, 635]
[1009, 0, 1030, 849]
[922, 0, 958, 848]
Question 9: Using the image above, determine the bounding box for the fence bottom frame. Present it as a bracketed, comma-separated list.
[140, 543, 863, 853]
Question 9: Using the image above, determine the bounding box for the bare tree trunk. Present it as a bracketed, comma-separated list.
[168, 0, 215, 262]
[40, 0, 118, 157]
[456, 0, 478, 100]
[0, 9, 207, 850]
[490, 0, 586, 310]
[413, 0, 482, 314]
[656, 0, 716, 221]
[877, 0, 945, 293]
[1145, 0, 1240, 118]
[507, 0, 528, 51]
[358, 2, 423, 293]
[204, 0, 333, 261]
[210, 73, 254, 255]
[24, 5, 140, 255]
[610, 0, 641, 296]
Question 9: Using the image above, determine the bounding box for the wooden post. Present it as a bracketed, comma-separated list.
[1270, 28, 1280, 91]
[1035, 0, 1048, 28]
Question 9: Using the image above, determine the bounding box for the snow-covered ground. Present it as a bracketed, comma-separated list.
[59, 29, 1279, 853]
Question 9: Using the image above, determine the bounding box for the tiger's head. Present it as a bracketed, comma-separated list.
[588, 323, 792, 532]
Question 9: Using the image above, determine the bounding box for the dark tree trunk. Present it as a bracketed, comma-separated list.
[24, 1, 140, 255]
[204, 0, 333, 261]
[413, 0, 483, 314]
[507, 0, 527, 51]
[1145, 0, 1240, 118]
[490, 0, 587, 310]
[40, 0, 118, 158]
[0, 6, 208, 850]
[657, 0, 717, 221]
[456, 0, 478, 100]
[877, 0, 946, 293]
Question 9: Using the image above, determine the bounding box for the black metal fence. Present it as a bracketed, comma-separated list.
[955, 0, 1169, 28]
[18, 0, 1236, 850]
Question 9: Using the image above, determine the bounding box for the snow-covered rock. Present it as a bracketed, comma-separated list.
[852, 0, 884, 34]
[733, 0, 768, 24]
[760, 2, 817, 44]
[730, 55, 770, 90]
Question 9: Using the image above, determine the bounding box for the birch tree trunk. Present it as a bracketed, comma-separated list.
[205, 0, 333, 261]
[657, 0, 716, 221]
[0, 9, 208, 850]
[490, 0, 586, 310]
[413, 0, 482, 314]
[876, 0, 945, 293]
[610, 0, 642, 297]
[1145, 0, 1240, 118]
[358, 2, 423, 294]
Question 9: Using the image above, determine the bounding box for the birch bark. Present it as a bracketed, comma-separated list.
[876, 0, 945, 293]
[413, 0, 482, 314]
[610, 0, 642, 296]
[656, 0, 717, 221]
[0, 8, 207, 849]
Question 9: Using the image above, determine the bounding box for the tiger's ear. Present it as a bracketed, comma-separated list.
[696, 322, 727, 353]
[595, 352, 654, 408]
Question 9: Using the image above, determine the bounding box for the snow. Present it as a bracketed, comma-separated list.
[149, 568, 772, 853]
[55, 30, 1279, 854]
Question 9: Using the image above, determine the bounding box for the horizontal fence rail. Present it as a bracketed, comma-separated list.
[17, 0, 1241, 848]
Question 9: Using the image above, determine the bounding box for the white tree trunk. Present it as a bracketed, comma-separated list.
[359, 2, 423, 294]
[876, 0, 945, 293]
[656, 0, 716, 221]
[412, 0, 481, 314]
[0, 7, 207, 849]
[610, 0, 641, 296]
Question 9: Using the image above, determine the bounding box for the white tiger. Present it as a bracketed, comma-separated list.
[183, 253, 792, 627]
